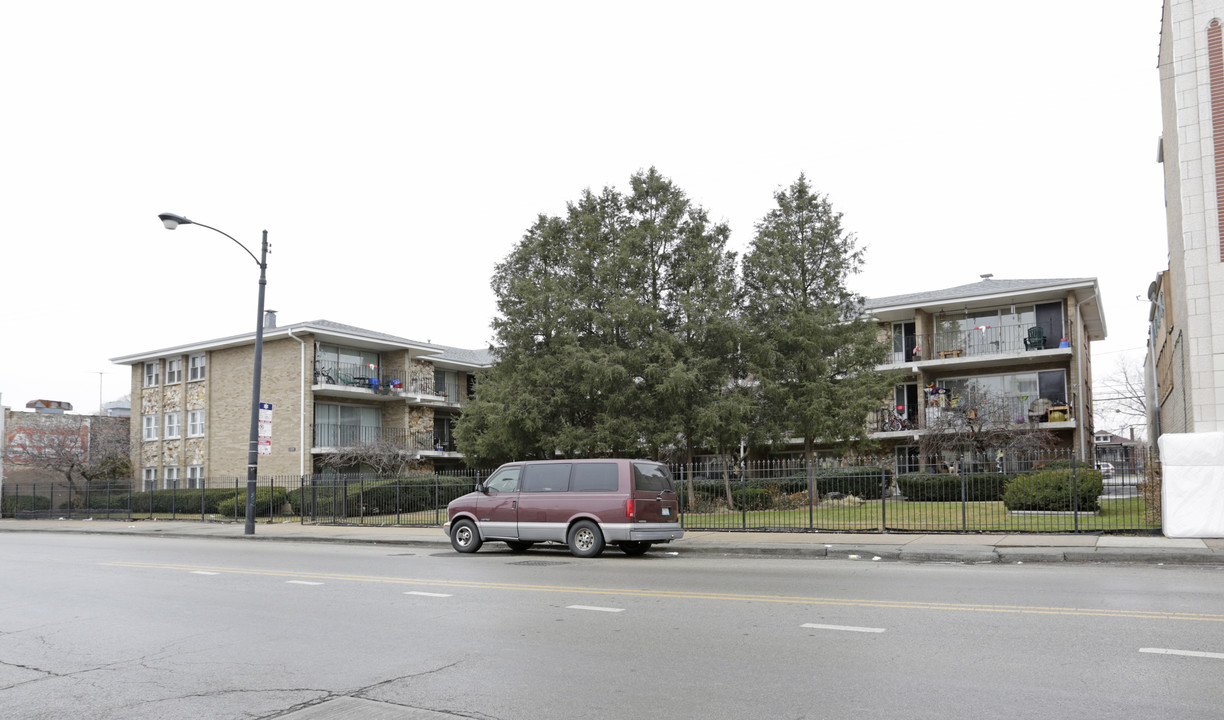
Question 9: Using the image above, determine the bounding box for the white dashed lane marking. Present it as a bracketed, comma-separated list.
[405, 591, 453, 598]
[802, 623, 886, 634]
[286, 580, 324, 586]
[568, 605, 624, 613]
[190, 571, 219, 575]
[1140, 648, 1224, 660]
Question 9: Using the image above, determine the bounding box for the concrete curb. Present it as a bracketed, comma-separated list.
[2, 521, 1222, 566]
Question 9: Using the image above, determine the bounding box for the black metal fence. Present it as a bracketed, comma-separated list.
[1, 450, 1160, 534]
[672, 449, 1160, 533]
[0, 470, 486, 526]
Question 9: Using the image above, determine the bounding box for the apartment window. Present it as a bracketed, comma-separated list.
[187, 410, 205, 437]
[435, 369, 459, 402]
[166, 358, 183, 384]
[186, 465, 204, 489]
[142, 414, 159, 441]
[164, 412, 181, 439]
[188, 353, 206, 381]
[142, 468, 157, 491]
[164, 466, 180, 490]
[144, 361, 159, 388]
[314, 403, 381, 446]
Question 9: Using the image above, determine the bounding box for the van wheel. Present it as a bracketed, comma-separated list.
[567, 520, 605, 558]
[506, 541, 534, 553]
[450, 519, 482, 553]
[618, 541, 651, 556]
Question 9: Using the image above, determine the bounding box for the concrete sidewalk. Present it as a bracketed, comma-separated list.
[3, 518, 1223, 565]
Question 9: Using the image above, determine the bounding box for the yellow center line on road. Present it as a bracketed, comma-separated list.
[101, 561, 1224, 623]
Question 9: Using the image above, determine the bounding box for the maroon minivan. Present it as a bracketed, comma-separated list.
[444, 459, 684, 557]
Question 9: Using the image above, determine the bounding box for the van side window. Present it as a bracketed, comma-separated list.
[570, 463, 619, 492]
[484, 467, 521, 494]
[522, 464, 572, 492]
[633, 462, 674, 492]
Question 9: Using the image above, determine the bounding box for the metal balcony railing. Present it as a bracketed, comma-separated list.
[311, 425, 458, 452]
[924, 396, 1073, 428]
[313, 361, 450, 398]
[889, 323, 1071, 363]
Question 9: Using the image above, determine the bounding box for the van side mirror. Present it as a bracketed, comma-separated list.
[476, 483, 488, 494]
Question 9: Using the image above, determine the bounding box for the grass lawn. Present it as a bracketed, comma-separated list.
[679, 496, 1159, 533]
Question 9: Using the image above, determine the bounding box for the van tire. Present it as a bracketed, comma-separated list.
[506, 541, 534, 553]
[567, 520, 605, 558]
[618, 541, 651, 556]
[450, 519, 482, 553]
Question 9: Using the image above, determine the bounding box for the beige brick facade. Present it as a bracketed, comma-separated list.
[113, 320, 489, 488]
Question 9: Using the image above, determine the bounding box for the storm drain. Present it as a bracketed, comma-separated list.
[509, 560, 570, 567]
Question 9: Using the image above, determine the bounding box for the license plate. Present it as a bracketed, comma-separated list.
[662, 507, 670, 516]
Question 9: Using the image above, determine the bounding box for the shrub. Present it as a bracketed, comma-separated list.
[215, 488, 290, 518]
[897, 473, 1011, 502]
[1002, 468, 1103, 512]
[2, 495, 52, 516]
[290, 476, 472, 517]
[813, 466, 891, 500]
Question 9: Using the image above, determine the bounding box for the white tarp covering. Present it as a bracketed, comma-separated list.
[1159, 432, 1224, 538]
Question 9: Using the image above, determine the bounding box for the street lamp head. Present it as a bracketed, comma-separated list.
[158, 213, 192, 230]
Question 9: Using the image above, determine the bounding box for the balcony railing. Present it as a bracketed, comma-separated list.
[925, 396, 1073, 428]
[313, 361, 445, 398]
[312, 424, 457, 452]
[890, 323, 1070, 363]
[868, 397, 1074, 435]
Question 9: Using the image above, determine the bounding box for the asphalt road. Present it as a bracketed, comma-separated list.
[2, 532, 1222, 719]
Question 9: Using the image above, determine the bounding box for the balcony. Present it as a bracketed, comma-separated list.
[311, 424, 460, 456]
[867, 396, 1075, 439]
[883, 324, 1072, 373]
[311, 361, 454, 406]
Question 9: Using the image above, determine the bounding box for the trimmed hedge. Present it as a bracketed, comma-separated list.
[2, 495, 52, 516]
[897, 473, 1013, 502]
[109, 488, 251, 515]
[214, 488, 290, 518]
[813, 467, 891, 500]
[289, 477, 473, 517]
[1002, 468, 1103, 512]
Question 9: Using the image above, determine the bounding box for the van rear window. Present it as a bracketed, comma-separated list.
[521, 464, 571, 492]
[570, 463, 618, 492]
[632, 462, 674, 492]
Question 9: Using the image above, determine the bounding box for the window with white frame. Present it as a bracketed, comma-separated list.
[142, 468, 157, 491]
[164, 412, 181, 439]
[164, 466, 180, 489]
[186, 465, 204, 489]
[166, 357, 183, 384]
[187, 410, 205, 437]
[189, 353, 206, 381]
[142, 414, 159, 441]
[144, 361, 159, 387]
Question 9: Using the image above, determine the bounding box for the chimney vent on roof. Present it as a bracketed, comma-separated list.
[26, 399, 72, 414]
[980, 273, 994, 280]
[264, 310, 277, 329]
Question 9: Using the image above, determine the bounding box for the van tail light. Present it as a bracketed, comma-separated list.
[626, 497, 636, 519]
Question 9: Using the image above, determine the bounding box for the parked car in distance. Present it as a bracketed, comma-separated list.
[1096, 462, 1115, 479]
[444, 458, 684, 557]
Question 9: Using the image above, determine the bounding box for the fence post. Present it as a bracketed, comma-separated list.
[880, 462, 887, 532]
[1072, 453, 1080, 533]
[740, 464, 747, 530]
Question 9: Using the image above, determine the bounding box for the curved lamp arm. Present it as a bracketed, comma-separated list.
[158, 213, 264, 268]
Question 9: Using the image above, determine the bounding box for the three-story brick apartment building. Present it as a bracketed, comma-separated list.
[110, 316, 491, 489]
[863, 277, 1106, 471]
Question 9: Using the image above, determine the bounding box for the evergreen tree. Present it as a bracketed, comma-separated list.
[743, 174, 893, 498]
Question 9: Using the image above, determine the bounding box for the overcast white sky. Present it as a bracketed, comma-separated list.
[1, 1, 1166, 423]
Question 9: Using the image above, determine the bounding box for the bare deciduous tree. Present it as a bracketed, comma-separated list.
[920, 386, 1056, 469]
[1093, 353, 1148, 438]
[316, 437, 425, 477]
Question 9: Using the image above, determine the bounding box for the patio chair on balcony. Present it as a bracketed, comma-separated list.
[1023, 326, 1046, 351]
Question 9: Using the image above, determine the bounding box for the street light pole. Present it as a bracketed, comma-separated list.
[159, 213, 268, 536]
